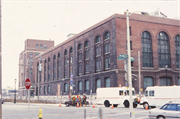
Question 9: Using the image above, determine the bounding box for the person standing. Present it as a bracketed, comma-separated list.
[71, 95, 76, 106]
[78, 95, 82, 107]
[83, 93, 87, 107]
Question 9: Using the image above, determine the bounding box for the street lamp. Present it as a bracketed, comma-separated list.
[164, 65, 168, 85]
[126, 9, 148, 119]
[14, 79, 17, 103]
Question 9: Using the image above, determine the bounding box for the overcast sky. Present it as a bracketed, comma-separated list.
[1, 0, 180, 89]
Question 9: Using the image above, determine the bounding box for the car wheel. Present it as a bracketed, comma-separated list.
[66, 103, 69, 107]
[104, 100, 110, 107]
[124, 100, 129, 108]
[157, 116, 165, 119]
[143, 102, 149, 109]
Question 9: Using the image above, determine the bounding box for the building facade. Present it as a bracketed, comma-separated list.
[31, 13, 180, 97]
[18, 39, 54, 98]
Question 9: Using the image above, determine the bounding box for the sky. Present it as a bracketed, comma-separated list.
[1, 0, 180, 89]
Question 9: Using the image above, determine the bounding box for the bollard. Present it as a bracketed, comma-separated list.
[84, 109, 86, 119]
[38, 108, 43, 119]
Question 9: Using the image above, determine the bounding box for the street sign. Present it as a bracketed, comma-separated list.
[118, 54, 128, 60]
[25, 78, 31, 90]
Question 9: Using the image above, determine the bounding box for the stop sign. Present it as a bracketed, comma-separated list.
[25, 78, 31, 89]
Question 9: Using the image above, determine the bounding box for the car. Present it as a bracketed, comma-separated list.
[65, 99, 89, 107]
[148, 102, 180, 119]
[2, 99, 4, 104]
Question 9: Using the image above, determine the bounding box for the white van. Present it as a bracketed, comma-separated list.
[140, 86, 180, 109]
[96, 87, 139, 108]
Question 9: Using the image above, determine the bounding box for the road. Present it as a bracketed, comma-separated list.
[2, 102, 150, 119]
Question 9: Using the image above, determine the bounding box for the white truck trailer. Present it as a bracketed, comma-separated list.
[140, 86, 180, 109]
[96, 87, 139, 108]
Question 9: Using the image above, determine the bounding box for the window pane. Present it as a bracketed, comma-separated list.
[105, 78, 110, 87]
[36, 44, 39, 49]
[40, 44, 43, 49]
[175, 35, 180, 68]
[79, 81, 82, 91]
[85, 81, 89, 91]
[165, 104, 176, 111]
[160, 78, 170, 86]
[144, 77, 153, 90]
[96, 79, 101, 88]
[44, 45, 47, 49]
[178, 78, 180, 86]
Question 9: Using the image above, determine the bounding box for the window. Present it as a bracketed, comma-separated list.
[95, 36, 100, 43]
[85, 80, 89, 91]
[58, 70, 60, 79]
[44, 45, 47, 49]
[160, 104, 168, 110]
[85, 50, 89, 59]
[158, 32, 170, 68]
[36, 44, 39, 49]
[85, 62, 89, 73]
[58, 53, 60, 58]
[145, 90, 148, 97]
[175, 35, 180, 68]
[96, 79, 101, 89]
[64, 50, 67, 56]
[96, 59, 101, 71]
[53, 55, 56, 80]
[78, 53, 82, 62]
[143, 77, 153, 90]
[119, 90, 123, 95]
[178, 78, 180, 86]
[160, 77, 171, 86]
[96, 46, 101, 56]
[165, 104, 177, 111]
[78, 81, 82, 91]
[65, 68, 68, 77]
[104, 32, 110, 40]
[105, 43, 110, 54]
[36, 52, 39, 56]
[85, 41, 89, 47]
[105, 58, 110, 69]
[79, 64, 82, 74]
[29, 52, 33, 55]
[78, 44, 82, 50]
[44, 86, 47, 94]
[149, 90, 154, 96]
[64, 83, 67, 92]
[177, 104, 180, 111]
[40, 44, 43, 49]
[39, 86, 41, 95]
[105, 77, 110, 87]
[70, 47, 73, 54]
[47, 85, 50, 94]
[142, 31, 153, 67]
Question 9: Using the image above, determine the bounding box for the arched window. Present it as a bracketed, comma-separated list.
[78, 44, 82, 50]
[105, 77, 110, 87]
[95, 36, 100, 43]
[104, 32, 110, 40]
[47, 85, 50, 94]
[85, 41, 89, 74]
[175, 35, 180, 68]
[160, 77, 171, 86]
[143, 77, 153, 90]
[58, 53, 60, 58]
[44, 60, 47, 82]
[158, 32, 170, 68]
[53, 55, 56, 80]
[78, 81, 82, 91]
[64, 50, 67, 56]
[39, 86, 41, 95]
[44, 86, 47, 94]
[85, 80, 89, 91]
[64, 83, 67, 92]
[141, 31, 153, 67]
[70, 47, 73, 54]
[96, 79, 101, 89]
[85, 41, 89, 48]
[48, 57, 50, 81]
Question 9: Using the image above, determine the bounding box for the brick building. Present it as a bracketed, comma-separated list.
[18, 39, 54, 98]
[33, 12, 180, 97]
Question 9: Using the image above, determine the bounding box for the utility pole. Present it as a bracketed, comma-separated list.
[38, 53, 44, 100]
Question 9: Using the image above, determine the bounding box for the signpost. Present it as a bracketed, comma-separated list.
[25, 78, 31, 119]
